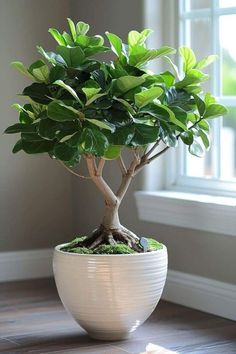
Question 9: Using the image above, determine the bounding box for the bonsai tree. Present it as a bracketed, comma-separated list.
[5, 19, 227, 253]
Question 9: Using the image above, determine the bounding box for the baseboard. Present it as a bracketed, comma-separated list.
[162, 270, 236, 321]
[0, 248, 53, 282]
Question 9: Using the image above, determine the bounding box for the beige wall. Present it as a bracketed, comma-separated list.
[0, 0, 75, 251]
[1, 0, 235, 285]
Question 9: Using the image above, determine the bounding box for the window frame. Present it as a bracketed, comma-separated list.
[166, 0, 236, 197]
[135, 0, 236, 235]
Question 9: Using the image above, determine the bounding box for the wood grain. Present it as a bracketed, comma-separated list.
[0, 279, 235, 353]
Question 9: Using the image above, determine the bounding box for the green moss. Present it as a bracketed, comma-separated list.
[93, 244, 135, 254]
[61, 235, 88, 252]
[147, 238, 163, 251]
[68, 235, 87, 246]
[69, 247, 93, 254]
[60, 235, 163, 254]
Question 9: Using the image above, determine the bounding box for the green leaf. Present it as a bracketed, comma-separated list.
[79, 128, 109, 156]
[38, 118, 59, 140]
[37, 46, 66, 66]
[198, 119, 210, 132]
[195, 55, 218, 70]
[129, 46, 176, 67]
[19, 111, 33, 124]
[62, 32, 74, 46]
[204, 93, 216, 106]
[105, 32, 126, 63]
[54, 80, 83, 104]
[157, 104, 187, 131]
[135, 87, 163, 108]
[86, 118, 115, 132]
[199, 129, 210, 149]
[48, 101, 79, 121]
[163, 56, 180, 79]
[86, 93, 107, 106]
[12, 139, 23, 153]
[203, 104, 228, 119]
[49, 66, 66, 83]
[11, 61, 34, 79]
[139, 103, 169, 120]
[128, 29, 153, 48]
[21, 132, 44, 142]
[53, 142, 77, 161]
[160, 71, 175, 87]
[179, 47, 196, 73]
[159, 122, 177, 147]
[82, 86, 101, 101]
[5, 123, 37, 134]
[180, 131, 194, 145]
[48, 28, 66, 45]
[56, 46, 85, 67]
[105, 126, 135, 145]
[22, 140, 54, 154]
[67, 18, 77, 41]
[175, 69, 209, 89]
[59, 133, 77, 143]
[189, 141, 204, 157]
[22, 83, 51, 104]
[28, 60, 49, 83]
[91, 69, 107, 90]
[76, 21, 90, 35]
[103, 145, 122, 160]
[113, 75, 145, 94]
[193, 94, 206, 116]
[84, 46, 110, 57]
[131, 124, 159, 146]
[89, 35, 104, 46]
[114, 98, 135, 114]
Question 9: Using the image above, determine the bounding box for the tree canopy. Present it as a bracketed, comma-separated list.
[5, 19, 227, 168]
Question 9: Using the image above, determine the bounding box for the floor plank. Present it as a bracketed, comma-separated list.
[0, 279, 235, 354]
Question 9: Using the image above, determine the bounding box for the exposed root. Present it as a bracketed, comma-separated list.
[89, 234, 104, 249]
[74, 225, 143, 252]
[106, 233, 117, 245]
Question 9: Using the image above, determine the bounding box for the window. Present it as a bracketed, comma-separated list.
[168, 0, 236, 196]
[135, 0, 236, 235]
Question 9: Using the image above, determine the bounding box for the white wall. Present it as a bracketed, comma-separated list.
[0, 0, 75, 251]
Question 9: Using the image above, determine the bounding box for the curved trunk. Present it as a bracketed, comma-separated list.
[102, 203, 121, 230]
[81, 155, 142, 251]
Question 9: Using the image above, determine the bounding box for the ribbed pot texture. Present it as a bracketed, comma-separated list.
[53, 244, 168, 340]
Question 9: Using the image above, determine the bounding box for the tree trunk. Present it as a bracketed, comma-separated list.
[102, 203, 121, 230]
[79, 155, 142, 251]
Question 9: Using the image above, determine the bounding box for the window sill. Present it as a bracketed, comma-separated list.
[135, 191, 236, 236]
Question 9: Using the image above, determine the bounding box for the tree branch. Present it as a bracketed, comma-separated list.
[116, 149, 140, 201]
[97, 158, 106, 176]
[141, 139, 161, 161]
[59, 161, 91, 179]
[135, 146, 170, 175]
[117, 155, 127, 176]
[134, 118, 204, 175]
[85, 155, 118, 206]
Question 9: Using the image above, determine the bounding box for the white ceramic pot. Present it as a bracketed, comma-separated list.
[53, 244, 168, 340]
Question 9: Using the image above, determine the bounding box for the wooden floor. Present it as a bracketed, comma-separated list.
[0, 279, 235, 354]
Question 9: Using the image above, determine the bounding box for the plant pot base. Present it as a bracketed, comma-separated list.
[53, 244, 168, 339]
[88, 330, 130, 341]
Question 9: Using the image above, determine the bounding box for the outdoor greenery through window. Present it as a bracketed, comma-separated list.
[178, 0, 236, 188]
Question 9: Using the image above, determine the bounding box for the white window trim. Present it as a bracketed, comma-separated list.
[135, 190, 236, 237]
[136, 0, 236, 236]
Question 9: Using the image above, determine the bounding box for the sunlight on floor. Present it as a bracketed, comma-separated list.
[140, 343, 178, 354]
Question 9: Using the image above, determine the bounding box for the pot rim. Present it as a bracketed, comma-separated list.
[54, 243, 167, 257]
